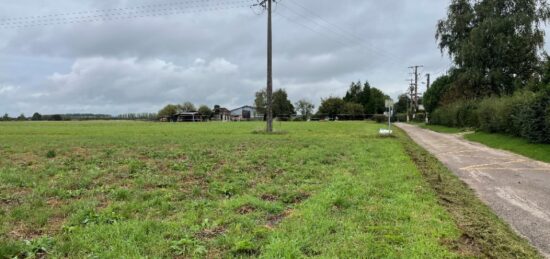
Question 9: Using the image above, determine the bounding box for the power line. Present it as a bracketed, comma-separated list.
[0, 0, 252, 29]
[281, 0, 402, 63]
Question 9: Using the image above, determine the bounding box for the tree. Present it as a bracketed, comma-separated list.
[343, 81, 362, 103]
[254, 89, 267, 116]
[180, 102, 196, 112]
[198, 105, 213, 119]
[158, 104, 179, 118]
[365, 87, 387, 114]
[437, 0, 550, 98]
[272, 89, 294, 118]
[50, 114, 63, 121]
[17, 114, 26, 121]
[31, 112, 42, 121]
[318, 97, 345, 118]
[2, 113, 9, 121]
[342, 103, 364, 117]
[395, 94, 410, 114]
[295, 99, 315, 119]
[424, 75, 453, 113]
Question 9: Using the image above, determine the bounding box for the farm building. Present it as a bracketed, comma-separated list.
[230, 106, 263, 121]
[213, 107, 231, 122]
[160, 112, 203, 122]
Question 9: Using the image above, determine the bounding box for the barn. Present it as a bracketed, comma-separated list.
[230, 106, 262, 121]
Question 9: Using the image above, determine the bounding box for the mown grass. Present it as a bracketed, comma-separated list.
[0, 121, 538, 258]
[419, 123, 468, 134]
[398, 128, 541, 258]
[465, 132, 550, 163]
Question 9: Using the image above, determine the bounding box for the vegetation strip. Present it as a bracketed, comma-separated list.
[398, 128, 541, 258]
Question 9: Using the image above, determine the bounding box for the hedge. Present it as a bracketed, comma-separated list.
[430, 90, 550, 143]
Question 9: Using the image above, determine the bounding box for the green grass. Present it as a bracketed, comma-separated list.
[417, 123, 468, 134]
[0, 121, 539, 258]
[465, 132, 550, 163]
[417, 122, 550, 164]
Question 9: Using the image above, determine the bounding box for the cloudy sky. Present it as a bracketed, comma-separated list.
[0, 0, 548, 116]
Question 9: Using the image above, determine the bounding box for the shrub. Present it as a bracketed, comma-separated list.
[372, 114, 387, 123]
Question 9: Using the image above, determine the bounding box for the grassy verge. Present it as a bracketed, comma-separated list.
[417, 123, 467, 134]
[417, 122, 550, 164]
[465, 132, 550, 163]
[397, 128, 541, 258]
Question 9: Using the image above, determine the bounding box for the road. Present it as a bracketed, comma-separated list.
[396, 123, 550, 258]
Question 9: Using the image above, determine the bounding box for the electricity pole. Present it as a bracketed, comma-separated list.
[408, 65, 423, 119]
[426, 73, 431, 90]
[255, 0, 275, 132]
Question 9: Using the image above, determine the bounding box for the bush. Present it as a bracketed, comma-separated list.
[395, 113, 407, 122]
[372, 114, 387, 123]
[431, 90, 550, 143]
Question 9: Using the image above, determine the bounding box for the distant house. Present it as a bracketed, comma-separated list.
[230, 106, 262, 121]
[213, 108, 231, 122]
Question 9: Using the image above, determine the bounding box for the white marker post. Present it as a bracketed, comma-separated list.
[379, 100, 394, 136]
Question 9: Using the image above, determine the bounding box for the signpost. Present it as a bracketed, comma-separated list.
[379, 100, 394, 136]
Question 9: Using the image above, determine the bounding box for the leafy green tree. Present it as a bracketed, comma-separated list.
[158, 104, 179, 118]
[365, 88, 387, 114]
[31, 112, 42, 121]
[437, 0, 550, 98]
[423, 75, 452, 113]
[295, 99, 315, 119]
[272, 89, 294, 118]
[180, 102, 196, 112]
[342, 103, 364, 116]
[1, 113, 8, 121]
[254, 90, 267, 116]
[318, 97, 345, 117]
[395, 94, 410, 114]
[17, 114, 26, 121]
[198, 105, 213, 119]
[343, 81, 362, 103]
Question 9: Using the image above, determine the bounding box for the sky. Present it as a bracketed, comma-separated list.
[0, 0, 548, 116]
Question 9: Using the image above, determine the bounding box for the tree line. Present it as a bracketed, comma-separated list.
[0, 113, 158, 121]
[425, 0, 550, 143]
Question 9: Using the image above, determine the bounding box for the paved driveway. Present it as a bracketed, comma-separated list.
[397, 123, 550, 258]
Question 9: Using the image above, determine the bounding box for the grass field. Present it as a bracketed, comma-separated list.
[0, 121, 539, 258]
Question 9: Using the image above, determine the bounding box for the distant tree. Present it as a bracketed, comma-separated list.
[254, 89, 267, 116]
[424, 75, 453, 113]
[2, 113, 9, 121]
[198, 105, 213, 119]
[342, 103, 364, 116]
[17, 114, 26, 121]
[395, 94, 410, 114]
[180, 102, 196, 112]
[318, 97, 345, 118]
[365, 87, 387, 114]
[31, 112, 42, 121]
[272, 89, 294, 118]
[295, 99, 315, 119]
[158, 104, 179, 118]
[50, 114, 63, 121]
[343, 81, 362, 103]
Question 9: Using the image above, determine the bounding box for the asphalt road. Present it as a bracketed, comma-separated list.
[397, 123, 550, 258]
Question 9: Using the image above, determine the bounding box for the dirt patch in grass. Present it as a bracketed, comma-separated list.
[398, 129, 541, 258]
[260, 194, 278, 202]
[266, 209, 293, 228]
[195, 226, 226, 240]
[236, 205, 256, 215]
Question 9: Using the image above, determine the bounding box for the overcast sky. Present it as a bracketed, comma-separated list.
[0, 0, 549, 115]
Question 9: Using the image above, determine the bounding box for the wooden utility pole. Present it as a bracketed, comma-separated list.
[266, 0, 273, 132]
[256, 0, 275, 132]
[408, 65, 423, 118]
[426, 73, 431, 90]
